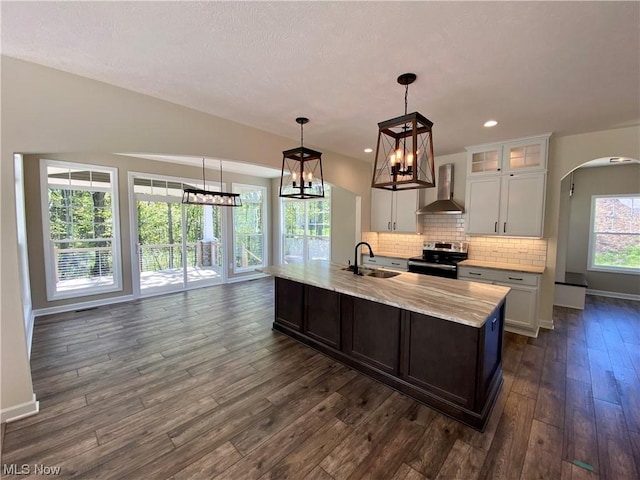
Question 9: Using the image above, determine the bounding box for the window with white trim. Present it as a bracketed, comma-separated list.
[588, 194, 640, 274]
[281, 185, 331, 263]
[41, 160, 122, 299]
[233, 184, 267, 272]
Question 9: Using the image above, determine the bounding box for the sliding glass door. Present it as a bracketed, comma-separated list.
[133, 176, 225, 295]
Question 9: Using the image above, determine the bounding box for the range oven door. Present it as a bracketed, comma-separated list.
[407, 260, 458, 279]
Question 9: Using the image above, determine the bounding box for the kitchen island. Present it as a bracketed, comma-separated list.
[260, 261, 510, 431]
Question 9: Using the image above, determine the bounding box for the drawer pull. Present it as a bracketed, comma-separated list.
[391, 262, 400, 266]
[469, 272, 482, 276]
[508, 276, 524, 281]
[491, 317, 497, 331]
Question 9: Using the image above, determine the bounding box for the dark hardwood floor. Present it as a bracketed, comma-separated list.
[1, 278, 639, 479]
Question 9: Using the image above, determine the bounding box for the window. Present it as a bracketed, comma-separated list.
[282, 185, 331, 263]
[233, 184, 267, 272]
[41, 160, 121, 299]
[589, 194, 640, 274]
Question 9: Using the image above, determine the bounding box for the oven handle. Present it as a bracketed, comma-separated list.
[408, 261, 457, 270]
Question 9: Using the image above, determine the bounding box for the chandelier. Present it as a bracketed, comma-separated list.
[371, 73, 436, 190]
[279, 117, 325, 199]
[182, 158, 242, 207]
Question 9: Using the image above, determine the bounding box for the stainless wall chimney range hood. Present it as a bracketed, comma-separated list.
[416, 164, 465, 215]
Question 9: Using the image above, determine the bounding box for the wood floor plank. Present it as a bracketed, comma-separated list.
[477, 391, 536, 480]
[434, 439, 485, 480]
[511, 344, 545, 400]
[263, 417, 352, 480]
[520, 419, 563, 480]
[588, 348, 621, 405]
[319, 392, 415, 480]
[391, 463, 427, 480]
[213, 393, 345, 480]
[593, 398, 639, 480]
[534, 355, 566, 428]
[344, 416, 426, 480]
[405, 415, 463, 478]
[563, 379, 599, 475]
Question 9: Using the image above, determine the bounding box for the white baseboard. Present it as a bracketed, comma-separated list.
[1, 394, 39, 423]
[505, 324, 539, 338]
[33, 294, 135, 317]
[586, 289, 640, 301]
[539, 319, 554, 330]
[226, 273, 269, 284]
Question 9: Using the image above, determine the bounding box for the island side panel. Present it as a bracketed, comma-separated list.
[275, 278, 304, 331]
[305, 285, 341, 349]
[476, 302, 505, 408]
[343, 296, 401, 375]
[402, 312, 479, 410]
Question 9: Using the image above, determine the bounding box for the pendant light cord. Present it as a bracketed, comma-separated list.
[404, 83, 409, 116]
[300, 122, 304, 149]
[202, 158, 206, 189]
[220, 159, 223, 188]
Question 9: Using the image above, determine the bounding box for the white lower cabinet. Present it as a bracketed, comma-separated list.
[458, 266, 540, 337]
[362, 256, 408, 272]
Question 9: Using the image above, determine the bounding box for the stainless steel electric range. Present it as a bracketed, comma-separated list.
[407, 241, 469, 279]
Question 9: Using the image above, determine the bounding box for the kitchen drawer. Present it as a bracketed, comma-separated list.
[363, 256, 408, 271]
[458, 266, 538, 286]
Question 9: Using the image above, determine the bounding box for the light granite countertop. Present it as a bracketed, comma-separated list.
[260, 261, 510, 328]
[459, 259, 545, 274]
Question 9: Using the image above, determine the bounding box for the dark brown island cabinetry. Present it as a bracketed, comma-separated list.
[273, 277, 505, 431]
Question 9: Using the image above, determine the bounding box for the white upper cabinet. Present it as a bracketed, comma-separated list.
[465, 134, 550, 238]
[371, 188, 424, 233]
[467, 134, 549, 177]
[467, 144, 503, 176]
[502, 136, 548, 174]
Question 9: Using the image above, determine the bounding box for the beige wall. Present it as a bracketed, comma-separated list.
[563, 164, 639, 295]
[0, 57, 371, 416]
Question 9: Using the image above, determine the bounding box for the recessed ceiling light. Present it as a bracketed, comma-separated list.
[484, 120, 498, 128]
[609, 157, 631, 163]
[364, 148, 373, 153]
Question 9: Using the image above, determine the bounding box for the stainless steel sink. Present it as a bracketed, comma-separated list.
[341, 266, 400, 278]
[365, 270, 400, 278]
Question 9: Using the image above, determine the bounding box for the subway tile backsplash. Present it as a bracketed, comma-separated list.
[362, 215, 548, 267]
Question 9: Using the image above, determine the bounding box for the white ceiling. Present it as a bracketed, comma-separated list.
[2, 1, 639, 164]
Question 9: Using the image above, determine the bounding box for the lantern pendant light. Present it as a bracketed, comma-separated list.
[279, 117, 325, 199]
[371, 73, 436, 190]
